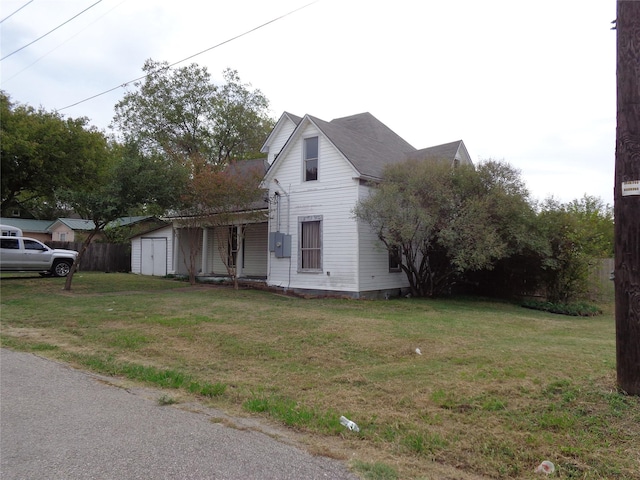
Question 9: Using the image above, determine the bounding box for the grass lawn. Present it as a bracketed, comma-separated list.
[1, 273, 637, 479]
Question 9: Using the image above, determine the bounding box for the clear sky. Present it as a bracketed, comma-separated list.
[0, 0, 617, 205]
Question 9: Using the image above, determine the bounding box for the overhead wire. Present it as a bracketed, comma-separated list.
[0, 0, 34, 24]
[56, 0, 318, 112]
[1, 0, 129, 85]
[1, 0, 102, 61]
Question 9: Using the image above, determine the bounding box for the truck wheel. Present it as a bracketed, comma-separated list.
[52, 260, 73, 277]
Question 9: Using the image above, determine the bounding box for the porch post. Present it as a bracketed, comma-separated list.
[172, 227, 179, 274]
[201, 228, 208, 274]
[236, 225, 244, 278]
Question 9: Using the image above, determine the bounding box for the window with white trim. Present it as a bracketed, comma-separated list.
[299, 216, 322, 271]
[303, 136, 318, 181]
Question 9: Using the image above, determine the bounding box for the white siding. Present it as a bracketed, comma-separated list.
[267, 123, 362, 293]
[265, 118, 297, 164]
[243, 222, 268, 277]
[207, 227, 227, 274]
[131, 238, 141, 273]
[175, 228, 202, 276]
[356, 183, 410, 293]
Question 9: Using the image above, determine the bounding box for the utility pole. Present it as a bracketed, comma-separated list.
[614, 0, 640, 395]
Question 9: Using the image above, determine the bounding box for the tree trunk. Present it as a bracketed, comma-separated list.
[63, 228, 100, 291]
[614, 0, 640, 395]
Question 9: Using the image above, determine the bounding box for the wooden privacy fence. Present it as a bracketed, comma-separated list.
[590, 258, 615, 302]
[49, 242, 131, 273]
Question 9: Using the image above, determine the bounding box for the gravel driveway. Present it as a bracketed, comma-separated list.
[0, 348, 359, 480]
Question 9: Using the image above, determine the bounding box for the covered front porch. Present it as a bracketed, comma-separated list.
[173, 221, 268, 280]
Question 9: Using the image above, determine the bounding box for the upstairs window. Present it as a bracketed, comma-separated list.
[304, 136, 318, 181]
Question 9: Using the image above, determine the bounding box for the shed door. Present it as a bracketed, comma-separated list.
[141, 238, 167, 276]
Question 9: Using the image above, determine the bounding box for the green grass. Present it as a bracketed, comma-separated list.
[352, 460, 399, 480]
[242, 393, 343, 432]
[1, 272, 637, 480]
[157, 394, 178, 405]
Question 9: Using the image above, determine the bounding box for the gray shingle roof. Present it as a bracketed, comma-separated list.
[305, 113, 470, 180]
[226, 158, 270, 211]
[406, 140, 466, 163]
[284, 112, 302, 125]
[308, 112, 417, 180]
[265, 111, 471, 182]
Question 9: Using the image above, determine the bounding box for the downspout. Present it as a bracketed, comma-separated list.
[273, 179, 292, 292]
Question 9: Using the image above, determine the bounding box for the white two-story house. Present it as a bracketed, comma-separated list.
[260, 111, 472, 298]
[139, 111, 472, 299]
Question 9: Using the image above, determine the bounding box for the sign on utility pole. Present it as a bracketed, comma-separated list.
[614, 0, 640, 395]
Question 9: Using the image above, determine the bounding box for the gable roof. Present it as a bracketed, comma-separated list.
[265, 111, 474, 183]
[129, 223, 174, 238]
[284, 112, 302, 125]
[50, 218, 95, 231]
[308, 113, 418, 180]
[260, 112, 302, 155]
[406, 140, 473, 166]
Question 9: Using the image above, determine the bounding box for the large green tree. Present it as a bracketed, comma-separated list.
[536, 195, 614, 303]
[58, 142, 186, 290]
[354, 159, 538, 297]
[1, 92, 109, 216]
[111, 60, 274, 169]
[566, 195, 614, 257]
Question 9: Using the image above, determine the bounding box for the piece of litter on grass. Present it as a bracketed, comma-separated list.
[339, 415, 360, 432]
[535, 460, 555, 475]
[415, 348, 422, 355]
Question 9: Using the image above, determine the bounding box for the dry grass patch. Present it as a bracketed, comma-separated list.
[1, 273, 637, 479]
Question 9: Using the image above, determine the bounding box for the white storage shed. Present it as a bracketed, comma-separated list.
[130, 225, 175, 276]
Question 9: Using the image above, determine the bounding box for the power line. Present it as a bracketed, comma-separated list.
[57, 1, 318, 112]
[1, 0, 102, 61]
[1, 0, 129, 85]
[0, 0, 34, 24]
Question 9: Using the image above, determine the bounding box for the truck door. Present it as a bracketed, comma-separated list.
[23, 239, 53, 270]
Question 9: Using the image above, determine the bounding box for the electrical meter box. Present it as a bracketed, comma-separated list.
[269, 232, 291, 258]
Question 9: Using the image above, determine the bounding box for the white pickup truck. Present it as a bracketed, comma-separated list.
[0, 235, 79, 277]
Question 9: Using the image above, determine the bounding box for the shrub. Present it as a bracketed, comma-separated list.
[521, 300, 602, 316]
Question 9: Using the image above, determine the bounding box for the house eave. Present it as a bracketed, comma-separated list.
[353, 174, 382, 184]
[165, 207, 269, 225]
